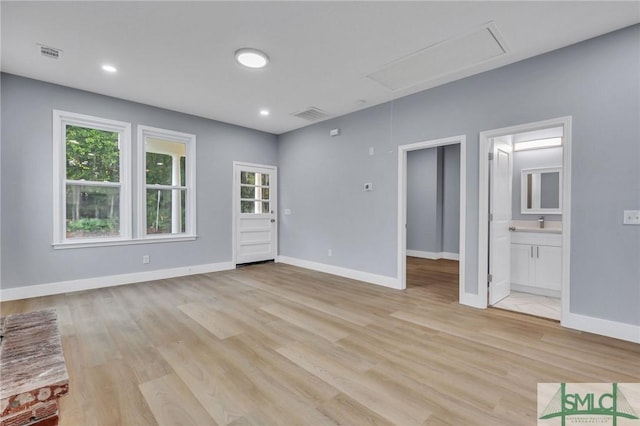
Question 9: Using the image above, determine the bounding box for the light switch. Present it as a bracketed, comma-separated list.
[284, 209, 292, 215]
[364, 183, 373, 192]
[623, 210, 640, 225]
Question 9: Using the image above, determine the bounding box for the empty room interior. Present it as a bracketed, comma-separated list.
[1, 2, 639, 425]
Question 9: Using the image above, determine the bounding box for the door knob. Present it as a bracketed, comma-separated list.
[270, 219, 276, 223]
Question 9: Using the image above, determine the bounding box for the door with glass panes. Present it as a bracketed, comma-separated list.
[234, 163, 277, 264]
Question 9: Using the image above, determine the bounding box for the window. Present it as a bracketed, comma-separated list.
[138, 125, 196, 238]
[53, 112, 196, 248]
[240, 171, 270, 214]
[53, 110, 131, 245]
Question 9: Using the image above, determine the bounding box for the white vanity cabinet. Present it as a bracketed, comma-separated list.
[511, 232, 562, 295]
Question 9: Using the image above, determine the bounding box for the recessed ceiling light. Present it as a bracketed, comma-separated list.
[259, 109, 270, 116]
[235, 48, 269, 69]
[101, 64, 117, 73]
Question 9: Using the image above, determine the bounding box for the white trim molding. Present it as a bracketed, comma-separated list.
[406, 250, 459, 261]
[278, 256, 400, 289]
[478, 116, 572, 312]
[562, 312, 640, 344]
[53, 110, 132, 245]
[137, 125, 197, 239]
[0, 261, 234, 302]
[397, 135, 467, 302]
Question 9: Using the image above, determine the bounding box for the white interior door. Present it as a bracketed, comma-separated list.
[489, 137, 513, 304]
[234, 163, 277, 265]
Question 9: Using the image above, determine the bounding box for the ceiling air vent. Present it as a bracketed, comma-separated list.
[39, 45, 62, 59]
[292, 107, 331, 122]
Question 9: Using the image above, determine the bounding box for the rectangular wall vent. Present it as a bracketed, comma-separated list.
[291, 107, 331, 122]
[39, 45, 62, 59]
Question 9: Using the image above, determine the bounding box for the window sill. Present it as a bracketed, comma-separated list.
[52, 235, 197, 250]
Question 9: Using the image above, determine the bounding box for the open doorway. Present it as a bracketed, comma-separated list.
[478, 117, 572, 322]
[397, 135, 467, 299]
[405, 146, 460, 295]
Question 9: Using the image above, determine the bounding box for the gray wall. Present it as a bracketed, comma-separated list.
[407, 147, 441, 253]
[1, 73, 278, 289]
[278, 105, 397, 275]
[406, 145, 460, 254]
[278, 25, 640, 326]
[512, 147, 563, 221]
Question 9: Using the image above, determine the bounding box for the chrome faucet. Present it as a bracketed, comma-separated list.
[538, 216, 545, 229]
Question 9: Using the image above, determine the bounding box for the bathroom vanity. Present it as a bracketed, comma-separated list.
[510, 221, 562, 297]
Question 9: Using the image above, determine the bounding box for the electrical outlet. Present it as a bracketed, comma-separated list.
[142, 255, 150, 264]
[623, 210, 640, 225]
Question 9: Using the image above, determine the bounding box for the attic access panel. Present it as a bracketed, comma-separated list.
[367, 24, 507, 91]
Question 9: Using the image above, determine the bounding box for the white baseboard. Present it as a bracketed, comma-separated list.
[562, 311, 640, 344]
[406, 250, 459, 261]
[277, 256, 401, 289]
[511, 284, 560, 298]
[0, 261, 235, 302]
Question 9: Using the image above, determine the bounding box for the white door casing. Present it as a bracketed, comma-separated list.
[233, 162, 277, 265]
[478, 116, 571, 323]
[489, 136, 512, 305]
[396, 135, 466, 295]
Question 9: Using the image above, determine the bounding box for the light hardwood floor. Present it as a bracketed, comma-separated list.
[1, 261, 638, 425]
[406, 257, 458, 290]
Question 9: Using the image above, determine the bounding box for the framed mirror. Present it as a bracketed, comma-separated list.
[521, 167, 562, 214]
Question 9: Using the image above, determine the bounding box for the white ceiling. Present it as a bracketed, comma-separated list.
[2, 1, 639, 135]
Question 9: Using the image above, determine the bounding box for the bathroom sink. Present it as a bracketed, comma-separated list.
[511, 227, 561, 234]
[509, 220, 562, 234]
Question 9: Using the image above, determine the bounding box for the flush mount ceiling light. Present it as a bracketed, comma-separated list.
[235, 48, 269, 69]
[514, 137, 562, 152]
[259, 109, 270, 116]
[101, 64, 117, 73]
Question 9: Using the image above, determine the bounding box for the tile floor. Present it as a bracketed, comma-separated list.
[493, 291, 561, 321]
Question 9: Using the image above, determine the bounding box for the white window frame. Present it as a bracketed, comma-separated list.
[137, 125, 197, 239]
[53, 110, 132, 247]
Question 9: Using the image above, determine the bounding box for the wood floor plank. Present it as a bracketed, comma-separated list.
[157, 339, 249, 425]
[57, 335, 92, 426]
[224, 333, 341, 404]
[178, 302, 244, 339]
[86, 359, 158, 426]
[317, 392, 394, 426]
[233, 273, 374, 326]
[260, 303, 351, 343]
[68, 299, 123, 367]
[277, 342, 432, 425]
[140, 373, 217, 426]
